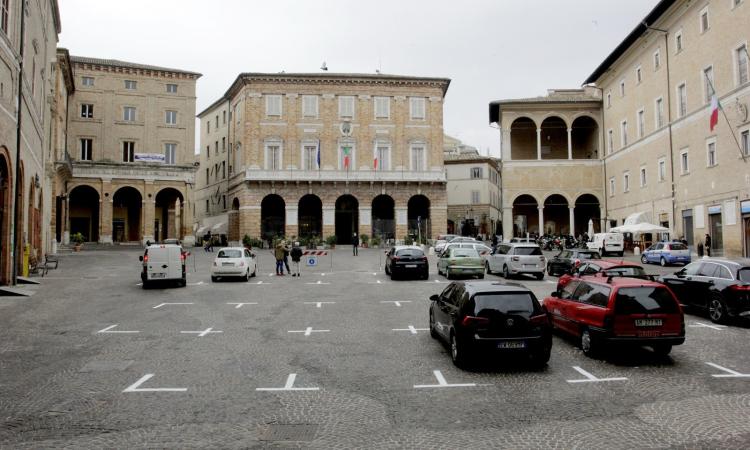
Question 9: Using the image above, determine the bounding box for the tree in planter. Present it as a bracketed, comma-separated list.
[370, 236, 381, 248]
[403, 235, 414, 245]
[325, 235, 337, 248]
[71, 232, 86, 251]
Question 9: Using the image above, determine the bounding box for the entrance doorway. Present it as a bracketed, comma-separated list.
[682, 209, 694, 250]
[371, 194, 395, 241]
[112, 186, 142, 242]
[407, 195, 430, 241]
[261, 194, 285, 242]
[335, 195, 359, 245]
[155, 188, 184, 242]
[68, 185, 100, 242]
[298, 194, 322, 239]
[709, 211, 723, 256]
[0, 149, 10, 284]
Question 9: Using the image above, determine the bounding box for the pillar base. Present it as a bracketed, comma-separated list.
[100, 235, 113, 244]
[63, 231, 70, 245]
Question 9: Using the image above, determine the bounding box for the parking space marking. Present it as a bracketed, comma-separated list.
[414, 370, 477, 388]
[689, 322, 727, 331]
[706, 362, 750, 378]
[187, 281, 205, 286]
[425, 279, 448, 284]
[288, 327, 330, 336]
[566, 366, 628, 383]
[544, 280, 555, 285]
[256, 373, 319, 391]
[305, 280, 330, 285]
[381, 300, 412, 307]
[303, 302, 335, 308]
[122, 374, 187, 393]
[368, 280, 384, 284]
[180, 327, 223, 337]
[97, 324, 139, 334]
[227, 302, 258, 309]
[153, 302, 193, 309]
[393, 325, 429, 335]
[256, 280, 270, 285]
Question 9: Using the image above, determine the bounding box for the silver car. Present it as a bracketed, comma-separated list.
[486, 243, 546, 280]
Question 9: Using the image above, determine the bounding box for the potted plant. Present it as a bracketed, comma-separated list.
[360, 234, 369, 248]
[403, 235, 414, 246]
[325, 235, 337, 249]
[371, 236, 381, 248]
[71, 232, 85, 251]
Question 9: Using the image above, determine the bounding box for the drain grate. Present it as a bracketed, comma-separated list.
[257, 424, 317, 442]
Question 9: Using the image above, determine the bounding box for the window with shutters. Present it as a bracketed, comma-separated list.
[164, 143, 176, 165]
[122, 141, 135, 163]
[80, 138, 92, 161]
[606, 92, 611, 108]
[680, 149, 690, 174]
[653, 49, 661, 70]
[699, 7, 709, 33]
[302, 95, 318, 118]
[470, 167, 483, 179]
[677, 83, 687, 117]
[635, 66, 642, 84]
[265, 143, 282, 170]
[637, 109, 645, 138]
[81, 104, 93, 119]
[471, 191, 480, 204]
[675, 30, 683, 53]
[222, 137, 226, 152]
[707, 140, 717, 167]
[339, 96, 355, 118]
[623, 172, 630, 192]
[609, 177, 615, 196]
[123, 106, 136, 122]
[1, 0, 9, 34]
[409, 97, 425, 120]
[607, 129, 613, 154]
[640, 167, 647, 187]
[374, 96, 390, 119]
[619, 80, 625, 97]
[82, 76, 94, 87]
[303, 144, 318, 170]
[375, 144, 390, 171]
[124, 80, 136, 90]
[266, 95, 282, 117]
[621, 120, 628, 147]
[742, 130, 750, 156]
[166, 83, 177, 93]
[655, 97, 664, 128]
[658, 158, 666, 182]
[410, 145, 425, 171]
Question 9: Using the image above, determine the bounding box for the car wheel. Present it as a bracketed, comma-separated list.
[486, 262, 493, 275]
[179, 277, 187, 287]
[709, 294, 728, 324]
[450, 332, 468, 368]
[429, 310, 439, 339]
[641, 255, 648, 264]
[385, 264, 390, 275]
[142, 280, 150, 289]
[251, 266, 257, 277]
[660, 257, 667, 267]
[211, 276, 218, 282]
[619, 252, 624, 257]
[580, 329, 599, 358]
[477, 273, 484, 280]
[446, 268, 452, 280]
[536, 272, 544, 281]
[503, 265, 510, 279]
[652, 344, 673, 356]
[244, 270, 250, 282]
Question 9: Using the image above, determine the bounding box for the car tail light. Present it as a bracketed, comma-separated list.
[529, 314, 548, 326]
[392, 256, 400, 262]
[180, 252, 186, 262]
[729, 284, 750, 292]
[461, 316, 490, 327]
[512, 256, 520, 261]
[574, 259, 581, 267]
[143, 254, 149, 263]
[421, 256, 428, 261]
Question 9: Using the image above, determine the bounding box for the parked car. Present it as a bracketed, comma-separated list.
[546, 249, 601, 277]
[442, 242, 493, 262]
[429, 281, 552, 367]
[486, 243, 546, 280]
[641, 241, 691, 266]
[385, 245, 429, 280]
[160, 238, 181, 246]
[139, 244, 187, 288]
[437, 234, 459, 242]
[586, 232, 625, 256]
[211, 247, 257, 281]
[557, 259, 649, 291]
[543, 275, 685, 357]
[437, 247, 484, 280]
[435, 235, 471, 255]
[510, 237, 536, 243]
[659, 258, 750, 324]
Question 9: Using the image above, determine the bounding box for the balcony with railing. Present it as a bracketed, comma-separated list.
[244, 168, 446, 183]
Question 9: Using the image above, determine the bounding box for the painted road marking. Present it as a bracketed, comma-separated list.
[256, 373, 319, 391]
[305, 280, 330, 285]
[180, 327, 223, 337]
[706, 362, 750, 378]
[288, 327, 330, 336]
[256, 280, 271, 285]
[122, 374, 187, 393]
[368, 280, 384, 284]
[227, 302, 258, 309]
[414, 370, 477, 388]
[425, 279, 447, 284]
[393, 325, 429, 335]
[153, 302, 193, 309]
[304, 302, 335, 308]
[97, 324, 139, 334]
[381, 300, 411, 307]
[566, 366, 628, 383]
[689, 322, 727, 331]
[187, 281, 204, 286]
[544, 280, 555, 285]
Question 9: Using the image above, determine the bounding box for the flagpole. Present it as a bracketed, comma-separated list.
[705, 73, 747, 162]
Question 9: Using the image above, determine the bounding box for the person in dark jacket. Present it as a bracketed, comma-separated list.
[290, 242, 303, 277]
[705, 234, 712, 257]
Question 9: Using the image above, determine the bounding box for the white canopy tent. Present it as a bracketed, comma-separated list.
[610, 222, 670, 234]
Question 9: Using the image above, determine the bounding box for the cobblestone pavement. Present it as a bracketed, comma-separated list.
[1, 247, 748, 449]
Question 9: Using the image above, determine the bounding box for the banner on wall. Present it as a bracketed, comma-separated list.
[134, 153, 165, 163]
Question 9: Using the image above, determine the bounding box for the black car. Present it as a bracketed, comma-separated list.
[385, 246, 429, 280]
[546, 249, 601, 276]
[660, 258, 750, 324]
[429, 281, 552, 368]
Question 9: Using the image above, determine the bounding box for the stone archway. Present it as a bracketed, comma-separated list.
[510, 117, 537, 160]
[154, 187, 185, 242]
[335, 195, 359, 245]
[0, 147, 12, 285]
[298, 194, 322, 239]
[261, 194, 285, 242]
[575, 194, 601, 235]
[407, 194, 430, 240]
[512, 194, 538, 236]
[543, 194, 569, 235]
[372, 194, 395, 241]
[540, 116, 568, 159]
[69, 185, 100, 242]
[229, 197, 240, 242]
[112, 186, 142, 242]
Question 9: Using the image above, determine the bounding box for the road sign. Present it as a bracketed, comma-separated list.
[306, 256, 318, 266]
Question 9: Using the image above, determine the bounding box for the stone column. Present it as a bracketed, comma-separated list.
[600, 206, 607, 232]
[502, 206, 513, 241]
[286, 206, 298, 238]
[182, 200, 196, 247]
[567, 128, 573, 160]
[538, 206, 544, 235]
[100, 195, 113, 244]
[63, 196, 70, 244]
[501, 127, 512, 160]
[167, 208, 176, 239]
[240, 205, 261, 242]
[430, 206, 447, 238]
[569, 206, 575, 237]
[536, 128, 542, 160]
[359, 206, 371, 239]
[143, 197, 155, 245]
[395, 206, 408, 242]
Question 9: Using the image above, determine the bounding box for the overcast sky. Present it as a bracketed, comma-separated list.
[59, 0, 659, 157]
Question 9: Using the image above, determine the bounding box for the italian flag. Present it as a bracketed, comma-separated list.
[709, 94, 719, 132]
[343, 146, 351, 169]
[373, 152, 378, 170]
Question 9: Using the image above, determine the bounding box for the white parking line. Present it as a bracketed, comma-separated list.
[305, 280, 330, 285]
[122, 374, 187, 393]
[153, 302, 193, 309]
[689, 322, 727, 331]
[97, 324, 139, 334]
[303, 302, 335, 308]
[706, 362, 750, 378]
[393, 325, 429, 335]
[288, 327, 329, 336]
[256, 280, 270, 285]
[180, 327, 222, 337]
[368, 280, 384, 284]
[414, 370, 477, 388]
[380, 300, 412, 307]
[566, 366, 628, 383]
[256, 373, 319, 391]
[227, 302, 258, 309]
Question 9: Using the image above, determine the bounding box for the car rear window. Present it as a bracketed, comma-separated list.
[738, 268, 750, 282]
[514, 246, 542, 256]
[667, 243, 687, 250]
[396, 249, 424, 257]
[603, 266, 646, 277]
[471, 293, 542, 316]
[578, 251, 600, 260]
[453, 249, 479, 258]
[614, 287, 678, 315]
[574, 283, 611, 307]
[218, 249, 242, 258]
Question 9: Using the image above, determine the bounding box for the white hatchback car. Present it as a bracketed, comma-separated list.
[211, 247, 257, 281]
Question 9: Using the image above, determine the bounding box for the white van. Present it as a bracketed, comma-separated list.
[586, 232, 624, 256]
[139, 244, 187, 288]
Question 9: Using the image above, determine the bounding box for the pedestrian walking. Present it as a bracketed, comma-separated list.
[352, 232, 359, 256]
[274, 242, 285, 276]
[291, 242, 303, 277]
[283, 240, 291, 274]
[705, 234, 712, 257]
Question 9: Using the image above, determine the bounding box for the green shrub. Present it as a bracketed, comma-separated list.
[403, 235, 414, 245]
[325, 235, 337, 246]
[71, 232, 85, 244]
[360, 234, 369, 245]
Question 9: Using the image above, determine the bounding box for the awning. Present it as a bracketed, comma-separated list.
[196, 226, 208, 235]
[611, 222, 669, 234]
[622, 211, 651, 226]
[211, 222, 227, 234]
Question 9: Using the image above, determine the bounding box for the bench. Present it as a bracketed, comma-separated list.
[28, 255, 48, 277]
[45, 254, 59, 270]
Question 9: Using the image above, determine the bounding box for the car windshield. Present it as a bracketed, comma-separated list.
[514, 247, 542, 256]
[452, 249, 479, 258]
[614, 287, 678, 314]
[396, 249, 424, 257]
[471, 293, 542, 316]
[217, 249, 242, 258]
[579, 251, 600, 259]
[603, 266, 646, 277]
[668, 243, 687, 250]
[738, 268, 750, 282]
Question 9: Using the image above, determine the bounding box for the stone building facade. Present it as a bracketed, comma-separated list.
[195, 73, 450, 245]
[54, 56, 200, 246]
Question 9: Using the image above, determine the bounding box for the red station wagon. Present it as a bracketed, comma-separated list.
[557, 259, 649, 291]
[544, 276, 685, 357]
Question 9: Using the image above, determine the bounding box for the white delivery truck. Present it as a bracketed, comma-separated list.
[139, 244, 187, 288]
[586, 232, 625, 257]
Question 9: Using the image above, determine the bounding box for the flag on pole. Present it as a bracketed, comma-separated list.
[373, 149, 378, 170]
[709, 94, 719, 132]
[343, 146, 351, 169]
[317, 139, 321, 169]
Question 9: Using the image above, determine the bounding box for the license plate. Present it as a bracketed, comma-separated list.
[523, 264, 535, 268]
[222, 262, 234, 266]
[635, 319, 662, 327]
[405, 264, 417, 268]
[151, 273, 165, 279]
[497, 341, 526, 349]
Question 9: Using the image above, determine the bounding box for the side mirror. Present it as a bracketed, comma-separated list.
[675, 271, 685, 278]
[550, 291, 560, 298]
[139, 255, 144, 262]
[429, 294, 439, 302]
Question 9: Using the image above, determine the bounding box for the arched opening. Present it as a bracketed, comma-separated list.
[154, 187, 184, 242]
[112, 186, 142, 242]
[0, 148, 11, 284]
[335, 195, 359, 245]
[571, 116, 599, 159]
[540, 116, 568, 159]
[28, 179, 39, 257]
[15, 161, 23, 274]
[510, 117, 537, 160]
[543, 194, 569, 235]
[575, 194, 601, 236]
[512, 194, 538, 237]
[261, 194, 285, 242]
[371, 194, 395, 241]
[407, 194, 430, 240]
[69, 185, 100, 243]
[228, 197, 240, 242]
[298, 194, 322, 239]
